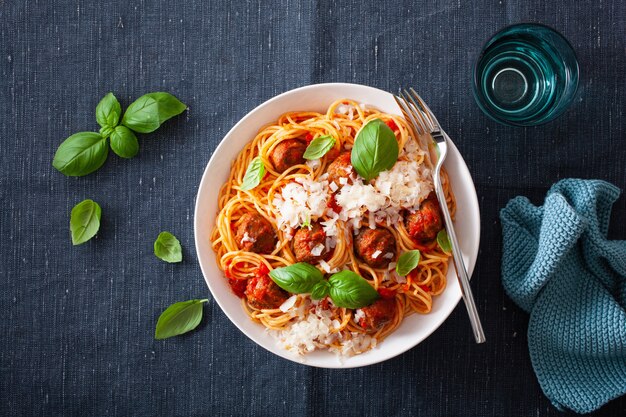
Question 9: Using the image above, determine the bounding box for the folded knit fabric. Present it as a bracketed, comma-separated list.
[500, 179, 626, 413]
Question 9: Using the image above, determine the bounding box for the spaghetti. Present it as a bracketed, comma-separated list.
[210, 99, 455, 355]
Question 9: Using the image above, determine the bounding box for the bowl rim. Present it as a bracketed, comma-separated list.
[194, 82, 481, 368]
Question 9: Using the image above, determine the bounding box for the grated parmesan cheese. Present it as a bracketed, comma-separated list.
[240, 232, 256, 244]
[279, 295, 298, 312]
[319, 260, 332, 273]
[272, 301, 377, 356]
[311, 243, 325, 257]
[331, 137, 433, 229]
[272, 177, 330, 233]
[371, 250, 382, 259]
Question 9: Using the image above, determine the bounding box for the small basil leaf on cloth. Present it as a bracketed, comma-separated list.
[328, 270, 379, 309]
[110, 126, 139, 159]
[303, 135, 335, 160]
[70, 199, 101, 245]
[95, 92, 121, 129]
[269, 262, 324, 294]
[395, 250, 421, 276]
[437, 229, 451, 253]
[122, 92, 186, 133]
[241, 157, 266, 191]
[310, 280, 330, 300]
[350, 118, 399, 181]
[155, 299, 208, 340]
[154, 231, 183, 263]
[52, 132, 109, 177]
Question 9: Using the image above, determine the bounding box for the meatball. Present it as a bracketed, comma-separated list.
[405, 195, 443, 242]
[235, 212, 277, 254]
[245, 274, 289, 310]
[355, 228, 397, 268]
[326, 151, 353, 185]
[269, 139, 307, 173]
[357, 298, 396, 332]
[293, 223, 327, 263]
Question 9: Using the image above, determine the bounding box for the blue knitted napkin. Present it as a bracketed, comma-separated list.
[500, 179, 626, 413]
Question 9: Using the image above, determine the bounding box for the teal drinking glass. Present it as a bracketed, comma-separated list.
[473, 23, 579, 126]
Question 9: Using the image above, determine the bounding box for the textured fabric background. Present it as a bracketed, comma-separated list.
[1, 1, 625, 416]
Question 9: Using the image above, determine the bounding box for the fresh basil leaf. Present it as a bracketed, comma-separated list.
[311, 281, 330, 300]
[241, 157, 266, 191]
[437, 229, 451, 253]
[350, 119, 399, 181]
[145, 92, 187, 124]
[395, 250, 421, 276]
[121, 95, 160, 133]
[99, 125, 114, 139]
[154, 231, 183, 263]
[155, 299, 208, 340]
[52, 132, 109, 176]
[95, 92, 121, 129]
[269, 262, 324, 294]
[121, 92, 187, 133]
[303, 135, 335, 160]
[110, 126, 139, 159]
[70, 199, 101, 245]
[328, 270, 379, 309]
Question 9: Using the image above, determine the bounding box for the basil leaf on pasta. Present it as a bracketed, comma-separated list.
[437, 229, 451, 253]
[241, 157, 266, 191]
[269, 262, 323, 294]
[395, 250, 421, 276]
[155, 299, 208, 340]
[310, 281, 330, 300]
[328, 270, 379, 309]
[154, 231, 183, 263]
[303, 135, 335, 160]
[350, 119, 398, 181]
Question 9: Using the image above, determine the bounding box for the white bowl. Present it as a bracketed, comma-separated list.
[194, 83, 480, 368]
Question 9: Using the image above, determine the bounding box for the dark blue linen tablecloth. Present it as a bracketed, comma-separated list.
[1, 1, 625, 416]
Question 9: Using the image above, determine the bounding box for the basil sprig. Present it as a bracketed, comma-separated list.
[155, 299, 208, 340]
[241, 156, 266, 191]
[269, 263, 380, 308]
[154, 231, 183, 263]
[395, 250, 421, 276]
[70, 199, 101, 245]
[311, 281, 330, 300]
[52, 91, 187, 176]
[303, 135, 335, 160]
[350, 119, 399, 181]
[437, 229, 451, 253]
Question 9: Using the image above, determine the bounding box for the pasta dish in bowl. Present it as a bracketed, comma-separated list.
[195, 83, 479, 367]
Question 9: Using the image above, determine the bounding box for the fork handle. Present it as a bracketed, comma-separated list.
[433, 170, 486, 344]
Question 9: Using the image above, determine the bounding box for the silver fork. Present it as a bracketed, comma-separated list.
[394, 88, 486, 344]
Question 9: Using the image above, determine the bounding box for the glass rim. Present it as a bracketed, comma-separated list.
[472, 22, 580, 127]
